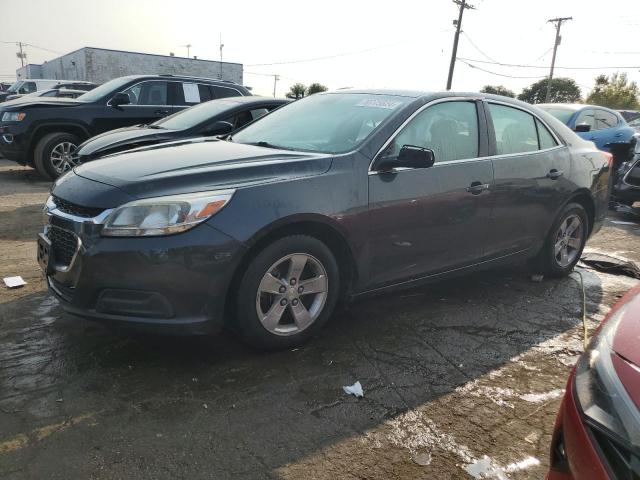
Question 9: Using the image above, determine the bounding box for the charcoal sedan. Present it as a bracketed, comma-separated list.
[74, 96, 289, 164]
[40, 90, 611, 349]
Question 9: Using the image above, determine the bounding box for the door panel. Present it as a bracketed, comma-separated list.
[368, 160, 494, 288]
[366, 99, 492, 289]
[485, 103, 571, 258]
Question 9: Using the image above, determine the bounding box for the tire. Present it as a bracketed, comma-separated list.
[235, 235, 340, 349]
[534, 202, 589, 277]
[33, 132, 81, 180]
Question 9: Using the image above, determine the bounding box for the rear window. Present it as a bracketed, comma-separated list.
[538, 107, 575, 125]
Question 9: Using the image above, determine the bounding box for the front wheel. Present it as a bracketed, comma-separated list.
[33, 132, 81, 180]
[534, 202, 588, 277]
[235, 235, 340, 349]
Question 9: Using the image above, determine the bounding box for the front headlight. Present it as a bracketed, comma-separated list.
[101, 190, 235, 237]
[1, 111, 26, 122]
[574, 303, 640, 448]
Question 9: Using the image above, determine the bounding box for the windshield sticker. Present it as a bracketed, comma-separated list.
[356, 98, 402, 109]
[183, 83, 200, 103]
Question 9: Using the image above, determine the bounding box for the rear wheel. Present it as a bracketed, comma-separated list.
[235, 235, 340, 349]
[534, 202, 588, 277]
[34, 132, 81, 180]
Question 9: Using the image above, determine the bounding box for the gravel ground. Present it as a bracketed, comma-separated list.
[1, 159, 639, 479]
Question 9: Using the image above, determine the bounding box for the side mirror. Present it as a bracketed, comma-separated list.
[110, 92, 130, 107]
[376, 145, 435, 172]
[204, 120, 234, 136]
[575, 123, 591, 133]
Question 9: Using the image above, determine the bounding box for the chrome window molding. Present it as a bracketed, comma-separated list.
[368, 96, 567, 175]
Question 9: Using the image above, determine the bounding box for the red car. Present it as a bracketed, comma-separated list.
[547, 285, 640, 479]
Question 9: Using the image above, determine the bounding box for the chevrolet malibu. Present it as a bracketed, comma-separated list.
[39, 90, 611, 348]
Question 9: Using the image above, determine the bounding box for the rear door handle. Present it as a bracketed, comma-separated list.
[546, 169, 564, 180]
[466, 181, 490, 195]
[154, 109, 169, 115]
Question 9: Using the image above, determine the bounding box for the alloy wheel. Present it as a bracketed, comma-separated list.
[255, 253, 328, 336]
[554, 214, 584, 268]
[50, 141, 79, 175]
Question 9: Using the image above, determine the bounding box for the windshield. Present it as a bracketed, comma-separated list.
[154, 99, 238, 130]
[538, 106, 576, 125]
[231, 93, 410, 153]
[7, 81, 23, 93]
[76, 76, 137, 102]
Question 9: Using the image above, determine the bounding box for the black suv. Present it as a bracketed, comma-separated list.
[0, 74, 251, 178]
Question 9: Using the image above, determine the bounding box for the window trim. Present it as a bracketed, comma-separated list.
[369, 96, 485, 174]
[485, 99, 565, 158]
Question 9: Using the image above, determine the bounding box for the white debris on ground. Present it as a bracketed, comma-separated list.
[342, 381, 364, 398]
[520, 389, 564, 403]
[465, 455, 541, 480]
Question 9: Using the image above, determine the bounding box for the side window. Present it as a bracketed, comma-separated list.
[22, 82, 37, 93]
[211, 86, 241, 99]
[250, 108, 269, 121]
[535, 118, 558, 149]
[41, 90, 58, 97]
[234, 110, 254, 129]
[488, 104, 538, 155]
[384, 101, 479, 162]
[198, 84, 213, 102]
[595, 110, 618, 130]
[122, 81, 169, 105]
[575, 109, 596, 129]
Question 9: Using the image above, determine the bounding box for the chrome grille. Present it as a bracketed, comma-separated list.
[47, 226, 78, 267]
[52, 196, 104, 218]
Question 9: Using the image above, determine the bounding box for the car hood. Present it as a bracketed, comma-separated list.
[1, 97, 84, 109]
[77, 126, 178, 158]
[72, 139, 332, 200]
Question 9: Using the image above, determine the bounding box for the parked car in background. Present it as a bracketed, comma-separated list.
[612, 133, 640, 205]
[74, 96, 289, 166]
[538, 104, 636, 164]
[0, 79, 75, 103]
[3, 81, 97, 102]
[39, 90, 610, 349]
[0, 82, 12, 92]
[546, 285, 640, 480]
[629, 117, 640, 132]
[618, 109, 640, 123]
[2, 87, 93, 105]
[0, 74, 251, 178]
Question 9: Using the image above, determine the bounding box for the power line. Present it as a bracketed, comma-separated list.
[460, 31, 498, 63]
[458, 59, 545, 79]
[458, 57, 640, 70]
[246, 39, 409, 67]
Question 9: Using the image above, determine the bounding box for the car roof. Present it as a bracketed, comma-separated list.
[538, 103, 621, 113]
[221, 96, 289, 105]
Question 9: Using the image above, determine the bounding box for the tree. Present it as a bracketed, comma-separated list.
[480, 85, 515, 98]
[517, 77, 581, 104]
[286, 83, 306, 99]
[307, 83, 328, 95]
[586, 73, 640, 110]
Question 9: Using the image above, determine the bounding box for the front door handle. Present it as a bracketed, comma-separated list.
[154, 109, 169, 115]
[466, 181, 490, 195]
[614, 132, 623, 138]
[546, 169, 564, 180]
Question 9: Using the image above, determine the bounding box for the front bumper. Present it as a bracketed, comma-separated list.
[0, 124, 29, 165]
[546, 375, 610, 480]
[43, 211, 247, 334]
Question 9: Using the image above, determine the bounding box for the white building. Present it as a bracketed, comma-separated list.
[16, 47, 243, 85]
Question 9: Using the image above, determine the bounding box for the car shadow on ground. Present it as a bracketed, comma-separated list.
[0, 263, 603, 478]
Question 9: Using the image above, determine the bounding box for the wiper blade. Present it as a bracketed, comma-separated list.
[246, 141, 290, 150]
[147, 124, 164, 129]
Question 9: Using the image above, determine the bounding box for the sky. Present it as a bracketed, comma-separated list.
[1, 0, 639, 98]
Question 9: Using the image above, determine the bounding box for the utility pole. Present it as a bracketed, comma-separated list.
[219, 34, 224, 79]
[16, 42, 26, 67]
[273, 74, 279, 98]
[544, 17, 572, 103]
[182, 44, 192, 58]
[446, 0, 475, 91]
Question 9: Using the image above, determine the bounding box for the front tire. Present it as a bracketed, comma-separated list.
[33, 132, 81, 180]
[534, 202, 588, 277]
[235, 235, 340, 349]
